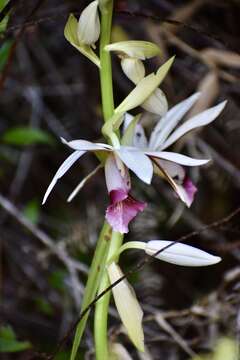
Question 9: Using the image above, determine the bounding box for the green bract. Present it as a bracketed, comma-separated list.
[64, 14, 100, 68]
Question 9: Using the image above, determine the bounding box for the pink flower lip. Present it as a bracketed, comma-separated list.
[106, 191, 146, 234]
[183, 177, 198, 206]
[109, 189, 128, 204]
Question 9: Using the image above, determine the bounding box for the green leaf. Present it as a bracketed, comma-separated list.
[2, 127, 55, 146]
[0, 325, 31, 353]
[0, 40, 12, 72]
[48, 270, 66, 291]
[23, 199, 40, 224]
[35, 297, 54, 316]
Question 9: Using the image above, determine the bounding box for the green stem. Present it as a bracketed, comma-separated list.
[94, 231, 123, 360]
[99, 0, 114, 121]
[70, 222, 111, 360]
[107, 241, 146, 265]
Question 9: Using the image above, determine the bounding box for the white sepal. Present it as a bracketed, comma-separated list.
[149, 92, 201, 150]
[145, 150, 210, 166]
[145, 240, 221, 266]
[161, 100, 227, 150]
[108, 262, 144, 352]
[42, 150, 85, 204]
[105, 40, 161, 60]
[77, 0, 100, 45]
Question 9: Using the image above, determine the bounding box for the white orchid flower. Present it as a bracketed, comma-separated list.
[42, 138, 148, 233]
[123, 93, 227, 207]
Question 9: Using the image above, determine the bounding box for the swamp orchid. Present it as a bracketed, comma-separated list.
[42, 138, 149, 233]
[123, 93, 227, 207]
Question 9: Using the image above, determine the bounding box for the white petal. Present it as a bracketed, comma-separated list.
[149, 92, 201, 149]
[42, 150, 85, 204]
[117, 147, 153, 184]
[108, 263, 144, 351]
[61, 137, 112, 151]
[161, 100, 227, 150]
[146, 151, 210, 166]
[67, 164, 102, 202]
[145, 240, 221, 266]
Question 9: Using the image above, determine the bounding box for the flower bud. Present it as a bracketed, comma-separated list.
[145, 240, 221, 266]
[105, 40, 161, 60]
[64, 14, 100, 67]
[142, 88, 168, 116]
[115, 57, 174, 114]
[77, 0, 100, 45]
[121, 58, 145, 84]
[108, 262, 144, 351]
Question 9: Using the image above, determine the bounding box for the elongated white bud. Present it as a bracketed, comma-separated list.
[108, 262, 144, 352]
[77, 0, 100, 45]
[121, 58, 145, 84]
[145, 240, 221, 266]
[105, 41, 161, 60]
[142, 88, 168, 116]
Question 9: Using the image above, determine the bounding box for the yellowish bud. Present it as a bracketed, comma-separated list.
[105, 40, 161, 60]
[77, 0, 100, 45]
[108, 262, 144, 352]
[142, 88, 168, 116]
[121, 58, 145, 84]
[64, 14, 100, 67]
[115, 57, 174, 114]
